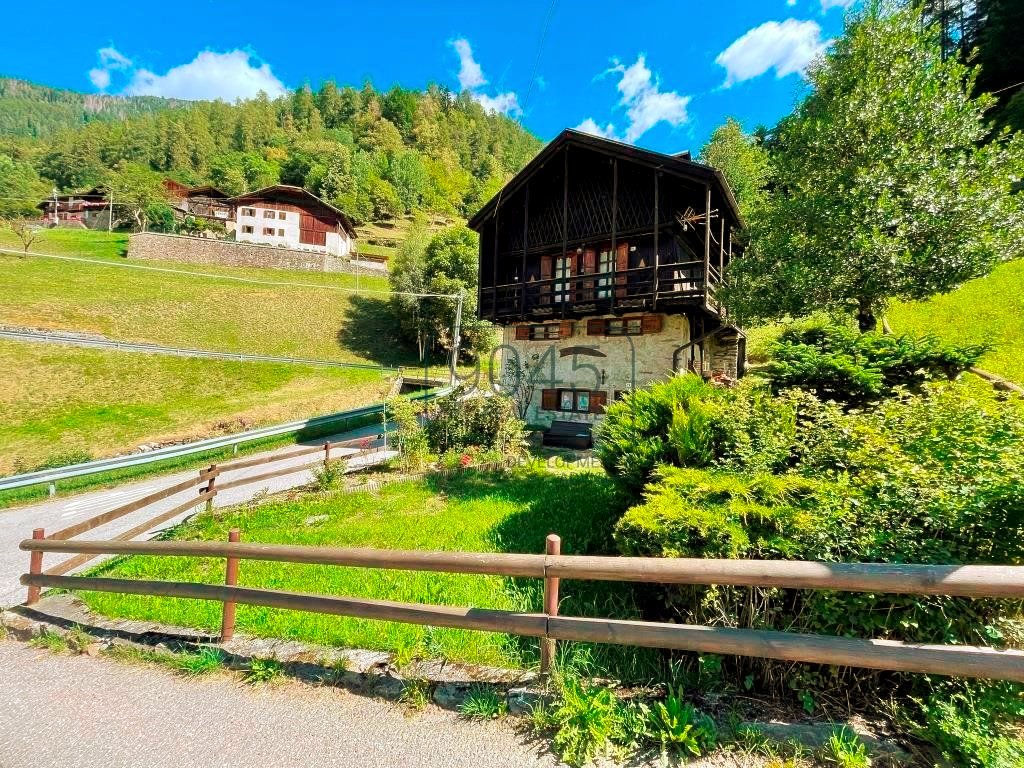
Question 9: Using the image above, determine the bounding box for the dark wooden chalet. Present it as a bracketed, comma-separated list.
[468, 129, 741, 334]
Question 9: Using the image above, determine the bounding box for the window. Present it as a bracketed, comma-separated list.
[553, 255, 571, 303]
[529, 324, 561, 341]
[541, 389, 608, 414]
[596, 248, 613, 298]
[607, 318, 643, 336]
[240, 207, 255, 217]
[277, 211, 287, 221]
[263, 210, 276, 219]
[263, 227, 276, 236]
[278, 228, 285, 236]
[241, 225, 254, 234]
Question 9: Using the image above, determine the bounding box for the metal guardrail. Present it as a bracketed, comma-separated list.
[0, 329, 397, 372]
[0, 387, 450, 493]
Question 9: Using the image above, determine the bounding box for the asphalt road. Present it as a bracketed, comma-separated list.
[0, 640, 561, 768]
[0, 424, 397, 608]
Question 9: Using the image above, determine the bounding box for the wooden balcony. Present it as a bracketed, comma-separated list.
[480, 260, 722, 322]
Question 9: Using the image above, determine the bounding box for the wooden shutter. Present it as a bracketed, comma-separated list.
[540, 255, 553, 279]
[565, 253, 576, 303]
[583, 249, 596, 273]
[587, 319, 607, 336]
[559, 320, 574, 339]
[541, 389, 557, 410]
[615, 242, 629, 297]
[589, 391, 608, 414]
[641, 314, 663, 334]
[515, 325, 530, 341]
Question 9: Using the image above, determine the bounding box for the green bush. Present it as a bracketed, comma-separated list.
[613, 380, 1024, 685]
[595, 375, 798, 493]
[766, 321, 988, 404]
[423, 386, 526, 456]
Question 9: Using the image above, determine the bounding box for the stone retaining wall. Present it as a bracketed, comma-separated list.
[127, 232, 384, 274]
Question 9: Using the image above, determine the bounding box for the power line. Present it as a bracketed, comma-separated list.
[520, 0, 558, 117]
[0, 247, 459, 299]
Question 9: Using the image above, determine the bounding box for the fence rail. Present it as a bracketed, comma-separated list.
[19, 533, 1024, 682]
[0, 387, 448, 493]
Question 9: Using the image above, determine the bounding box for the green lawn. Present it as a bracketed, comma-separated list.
[745, 259, 1024, 386]
[81, 469, 659, 677]
[0, 339, 388, 474]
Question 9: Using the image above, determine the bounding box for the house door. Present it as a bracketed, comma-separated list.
[299, 212, 326, 246]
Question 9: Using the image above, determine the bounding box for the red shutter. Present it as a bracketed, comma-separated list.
[615, 242, 629, 297]
[541, 389, 557, 410]
[540, 255, 553, 279]
[559, 320, 574, 339]
[582, 249, 597, 274]
[515, 325, 530, 341]
[587, 319, 607, 336]
[641, 314, 663, 334]
[589, 391, 608, 414]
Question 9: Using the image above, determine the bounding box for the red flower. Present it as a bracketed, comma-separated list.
[460, 454, 472, 467]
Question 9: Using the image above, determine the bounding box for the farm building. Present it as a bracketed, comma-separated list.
[37, 187, 111, 229]
[469, 129, 744, 445]
[164, 181, 234, 229]
[229, 185, 357, 258]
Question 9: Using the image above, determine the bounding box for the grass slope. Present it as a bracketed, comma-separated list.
[888, 258, 1024, 385]
[0, 339, 387, 474]
[82, 469, 658, 677]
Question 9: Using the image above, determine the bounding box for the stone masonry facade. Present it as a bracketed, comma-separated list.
[127, 233, 377, 274]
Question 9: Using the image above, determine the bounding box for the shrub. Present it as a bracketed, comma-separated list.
[596, 375, 798, 493]
[423, 386, 526, 456]
[766, 321, 988, 405]
[385, 395, 429, 471]
[613, 380, 1024, 687]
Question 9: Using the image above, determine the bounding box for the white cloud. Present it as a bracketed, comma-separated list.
[451, 38, 487, 90]
[448, 38, 521, 116]
[715, 19, 828, 87]
[575, 118, 617, 139]
[820, 0, 854, 9]
[87, 47, 286, 101]
[124, 51, 287, 101]
[787, 0, 797, 5]
[607, 55, 690, 143]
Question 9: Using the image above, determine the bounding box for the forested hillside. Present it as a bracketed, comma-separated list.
[0, 78, 543, 224]
[0, 77, 177, 138]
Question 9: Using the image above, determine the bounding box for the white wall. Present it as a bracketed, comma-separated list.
[235, 203, 352, 257]
[500, 313, 691, 427]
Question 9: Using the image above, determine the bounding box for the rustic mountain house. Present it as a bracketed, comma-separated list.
[164, 181, 234, 230]
[229, 185, 357, 257]
[469, 129, 744, 445]
[37, 187, 111, 229]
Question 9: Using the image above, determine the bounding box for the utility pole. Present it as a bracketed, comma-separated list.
[107, 191, 113, 233]
[449, 289, 464, 387]
[355, 248, 360, 293]
[51, 188, 58, 226]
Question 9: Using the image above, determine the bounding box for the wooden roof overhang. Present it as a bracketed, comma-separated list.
[468, 128, 743, 232]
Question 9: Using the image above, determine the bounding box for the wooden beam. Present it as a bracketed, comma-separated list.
[652, 170, 660, 310]
[492, 198, 500, 321]
[703, 183, 711, 309]
[610, 157, 618, 312]
[521, 184, 529, 321]
[560, 147, 569, 319]
[548, 616, 1024, 682]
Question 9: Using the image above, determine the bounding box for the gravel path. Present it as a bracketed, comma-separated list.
[0, 640, 561, 768]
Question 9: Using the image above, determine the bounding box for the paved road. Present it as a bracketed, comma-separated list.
[0, 424, 397, 608]
[0, 640, 560, 768]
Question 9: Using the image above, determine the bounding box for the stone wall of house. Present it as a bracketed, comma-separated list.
[127, 232, 378, 274]
[706, 329, 742, 379]
[500, 313, 691, 428]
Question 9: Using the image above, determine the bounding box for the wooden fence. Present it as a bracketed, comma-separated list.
[24, 436, 384, 595]
[20, 530, 1024, 681]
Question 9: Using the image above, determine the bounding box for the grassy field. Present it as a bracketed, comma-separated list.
[0, 228, 424, 475]
[746, 259, 1024, 385]
[0, 339, 388, 474]
[81, 468, 659, 677]
[354, 213, 461, 262]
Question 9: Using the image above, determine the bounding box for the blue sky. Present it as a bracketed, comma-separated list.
[0, 0, 855, 153]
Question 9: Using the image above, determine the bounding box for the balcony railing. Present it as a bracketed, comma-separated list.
[480, 260, 719, 319]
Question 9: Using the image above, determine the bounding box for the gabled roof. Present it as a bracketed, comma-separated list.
[228, 185, 357, 237]
[468, 128, 742, 229]
[185, 185, 228, 199]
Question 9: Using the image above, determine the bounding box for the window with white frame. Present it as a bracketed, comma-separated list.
[240, 208, 255, 217]
[263, 227, 275, 236]
[241, 225, 254, 234]
[264, 210, 275, 219]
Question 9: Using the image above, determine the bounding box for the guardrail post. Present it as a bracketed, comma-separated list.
[204, 465, 217, 513]
[26, 528, 45, 605]
[323, 441, 331, 467]
[220, 528, 240, 642]
[48, 482, 56, 497]
[541, 533, 561, 676]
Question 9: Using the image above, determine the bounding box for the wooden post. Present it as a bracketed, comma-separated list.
[323, 441, 331, 467]
[541, 533, 561, 675]
[652, 170, 660, 309]
[204, 465, 217, 513]
[703, 184, 712, 309]
[26, 528, 44, 605]
[609, 158, 618, 312]
[220, 528, 241, 642]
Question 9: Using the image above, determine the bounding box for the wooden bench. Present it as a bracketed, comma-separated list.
[543, 420, 593, 450]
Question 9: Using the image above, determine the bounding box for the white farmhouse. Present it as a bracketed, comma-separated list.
[230, 185, 356, 258]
